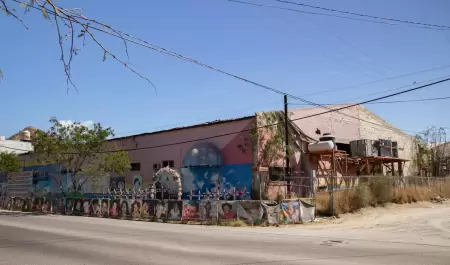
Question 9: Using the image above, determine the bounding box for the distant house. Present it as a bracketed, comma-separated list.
[0, 128, 34, 155]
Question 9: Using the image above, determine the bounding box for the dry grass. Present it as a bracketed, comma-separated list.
[316, 177, 450, 216]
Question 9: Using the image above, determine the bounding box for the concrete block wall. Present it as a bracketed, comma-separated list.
[357, 106, 417, 176]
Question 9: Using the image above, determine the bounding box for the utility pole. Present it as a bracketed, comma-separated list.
[284, 95, 290, 198]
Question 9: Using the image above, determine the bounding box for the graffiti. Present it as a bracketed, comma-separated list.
[182, 200, 199, 220]
[281, 201, 300, 224]
[236, 136, 250, 154]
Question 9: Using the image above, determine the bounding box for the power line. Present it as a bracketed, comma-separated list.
[272, 0, 450, 30]
[333, 75, 450, 104]
[7, 77, 449, 154]
[12, 2, 443, 138]
[289, 96, 450, 106]
[300, 64, 450, 97]
[225, 0, 449, 31]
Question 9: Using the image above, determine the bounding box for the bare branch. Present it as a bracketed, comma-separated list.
[1, 0, 28, 29]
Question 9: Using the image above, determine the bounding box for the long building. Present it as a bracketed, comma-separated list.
[15, 106, 417, 199]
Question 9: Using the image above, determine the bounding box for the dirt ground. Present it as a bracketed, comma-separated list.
[306, 201, 450, 238]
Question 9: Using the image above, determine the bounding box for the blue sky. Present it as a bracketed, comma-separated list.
[1, 0, 449, 138]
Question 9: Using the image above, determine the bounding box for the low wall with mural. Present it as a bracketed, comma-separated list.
[0, 196, 315, 225]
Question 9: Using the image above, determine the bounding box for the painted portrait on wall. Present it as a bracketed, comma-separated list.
[281, 201, 300, 224]
[131, 200, 141, 219]
[109, 199, 120, 218]
[182, 200, 199, 220]
[100, 199, 109, 217]
[83, 199, 91, 216]
[155, 200, 167, 220]
[42, 198, 51, 213]
[141, 200, 150, 219]
[73, 199, 83, 215]
[90, 199, 101, 217]
[65, 198, 74, 214]
[120, 200, 131, 219]
[199, 200, 218, 220]
[218, 202, 237, 220]
[167, 201, 182, 221]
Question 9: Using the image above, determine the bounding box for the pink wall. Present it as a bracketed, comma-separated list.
[110, 118, 254, 187]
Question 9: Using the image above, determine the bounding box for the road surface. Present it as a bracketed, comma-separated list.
[0, 202, 450, 265]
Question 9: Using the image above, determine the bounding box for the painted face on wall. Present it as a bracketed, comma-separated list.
[121, 203, 128, 217]
[83, 201, 90, 213]
[101, 202, 108, 213]
[184, 205, 197, 218]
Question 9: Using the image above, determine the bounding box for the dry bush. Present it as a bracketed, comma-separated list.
[368, 177, 393, 205]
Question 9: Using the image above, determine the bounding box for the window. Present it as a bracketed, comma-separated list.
[130, 163, 141, 171]
[162, 160, 174, 168]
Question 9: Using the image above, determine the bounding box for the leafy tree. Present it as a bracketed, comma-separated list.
[0, 152, 21, 173]
[250, 111, 313, 199]
[31, 117, 131, 197]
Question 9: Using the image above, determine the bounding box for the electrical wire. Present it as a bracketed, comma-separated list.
[225, 0, 450, 31]
[289, 96, 450, 106]
[332, 75, 450, 104]
[300, 64, 450, 97]
[9, 2, 444, 141]
[3, 77, 448, 154]
[272, 0, 450, 30]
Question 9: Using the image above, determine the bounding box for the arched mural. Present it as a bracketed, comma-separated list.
[154, 166, 182, 200]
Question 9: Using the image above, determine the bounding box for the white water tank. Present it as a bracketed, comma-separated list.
[308, 140, 335, 152]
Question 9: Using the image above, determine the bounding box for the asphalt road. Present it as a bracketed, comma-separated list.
[0, 205, 450, 265]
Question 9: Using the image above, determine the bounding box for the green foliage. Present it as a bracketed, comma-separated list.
[250, 111, 299, 167]
[0, 152, 21, 172]
[31, 117, 131, 194]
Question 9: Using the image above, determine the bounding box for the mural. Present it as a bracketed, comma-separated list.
[199, 200, 218, 220]
[280, 201, 300, 224]
[100, 199, 109, 217]
[262, 203, 280, 225]
[218, 201, 237, 220]
[167, 201, 182, 221]
[237, 202, 263, 225]
[126, 176, 142, 191]
[182, 200, 199, 220]
[131, 199, 141, 219]
[110, 176, 125, 191]
[180, 165, 252, 200]
[109, 199, 120, 218]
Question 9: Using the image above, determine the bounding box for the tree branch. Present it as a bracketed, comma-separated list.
[0, 0, 28, 29]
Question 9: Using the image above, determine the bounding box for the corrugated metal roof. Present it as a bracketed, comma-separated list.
[110, 115, 255, 141]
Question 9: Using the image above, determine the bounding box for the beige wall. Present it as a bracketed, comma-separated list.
[357, 106, 417, 176]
